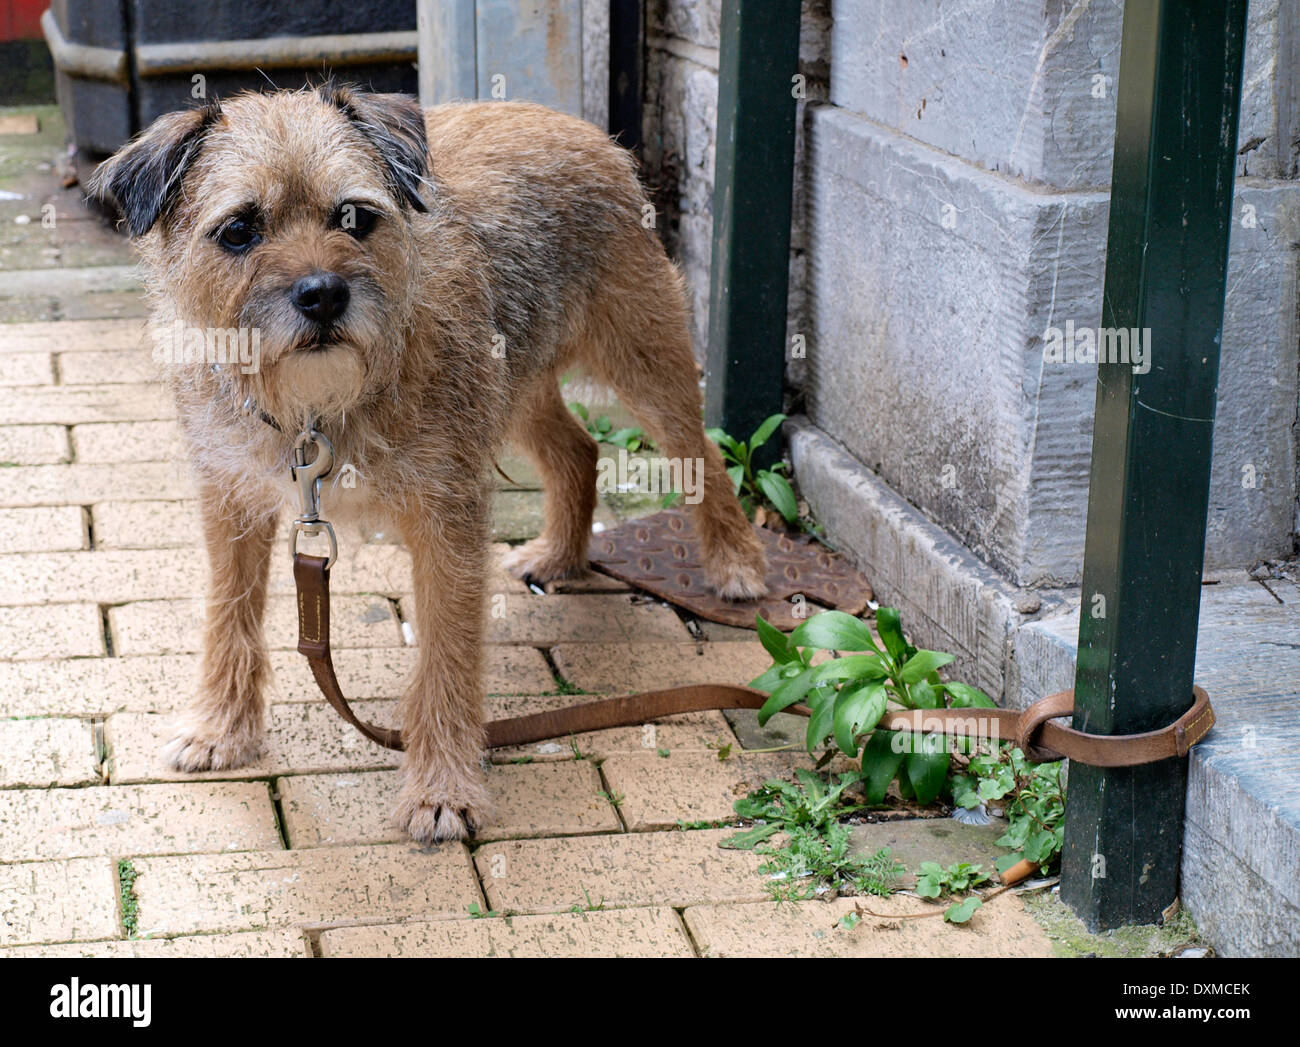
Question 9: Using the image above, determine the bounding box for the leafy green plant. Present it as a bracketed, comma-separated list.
[707, 413, 799, 524]
[915, 861, 991, 898]
[748, 608, 996, 807]
[952, 745, 1066, 873]
[914, 862, 992, 924]
[721, 769, 904, 900]
[943, 896, 984, 924]
[725, 769, 865, 850]
[707, 738, 734, 761]
[117, 859, 140, 938]
[857, 847, 908, 897]
[567, 401, 655, 452]
[569, 888, 606, 912]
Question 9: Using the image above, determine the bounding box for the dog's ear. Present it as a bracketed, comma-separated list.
[87, 103, 221, 237]
[318, 83, 430, 212]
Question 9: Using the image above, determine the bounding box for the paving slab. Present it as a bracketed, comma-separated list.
[92, 500, 195, 550]
[0, 505, 86, 553]
[846, 818, 1010, 885]
[0, 352, 53, 385]
[493, 489, 619, 541]
[0, 548, 206, 605]
[0, 645, 555, 718]
[57, 348, 157, 385]
[0, 858, 119, 947]
[131, 844, 481, 937]
[0, 319, 151, 354]
[55, 291, 152, 322]
[0, 114, 40, 135]
[0, 601, 104, 660]
[473, 828, 769, 913]
[0, 461, 192, 508]
[109, 594, 402, 655]
[0, 424, 71, 465]
[0, 383, 172, 425]
[602, 750, 816, 830]
[106, 701, 402, 784]
[278, 761, 619, 847]
[725, 707, 818, 751]
[319, 907, 693, 957]
[0, 928, 310, 958]
[0, 653, 197, 717]
[0, 265, 142, 303]
[552, 641, 773, 693]
[492, 448, 542, 489]
[70, 420, 184, 463]
[0, 717, 100, 788]
[0, 781, 281, 862]
[683, 895, 1054, 957]
[474, 592, 690, 644]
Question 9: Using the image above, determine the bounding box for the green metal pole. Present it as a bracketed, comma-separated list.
[704, 0, 800, 465]
[1060, 0, 1248, 930]
[608, 0, 644, 154]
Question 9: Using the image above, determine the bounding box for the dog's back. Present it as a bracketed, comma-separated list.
[421, 101, 653, 382]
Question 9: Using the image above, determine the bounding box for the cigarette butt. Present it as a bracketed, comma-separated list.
[999, 858, 1039, 886]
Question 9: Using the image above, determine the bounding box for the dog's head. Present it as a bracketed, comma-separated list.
[89, 84, 430, 424]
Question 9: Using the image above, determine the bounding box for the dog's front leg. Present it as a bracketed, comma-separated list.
[163, 482, 277, 771]
[393, 489, 491, 843]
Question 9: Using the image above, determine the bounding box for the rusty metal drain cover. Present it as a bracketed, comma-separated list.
[587, 510, 874, 631]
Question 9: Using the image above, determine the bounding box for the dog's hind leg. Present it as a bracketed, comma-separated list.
[500, 374, 599, 585]
[582, 245, 767, 600]
[163, 482, 277, 771]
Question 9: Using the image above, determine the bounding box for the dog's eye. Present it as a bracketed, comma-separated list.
[216, 218, 260, 253]
[335, 204, 378, 240]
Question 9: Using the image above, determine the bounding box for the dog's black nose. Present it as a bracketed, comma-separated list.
[291, 271, 350, 324]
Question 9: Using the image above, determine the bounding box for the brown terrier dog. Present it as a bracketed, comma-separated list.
[89, 85, 767, 843]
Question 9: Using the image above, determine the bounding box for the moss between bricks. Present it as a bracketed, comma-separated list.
[1022, 892, 1209, 957]
[117, 858, 140, 938]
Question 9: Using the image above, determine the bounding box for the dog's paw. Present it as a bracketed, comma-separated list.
[706, 551, 769, 601]
[162, 718, 263, 772]
[394, 776, 490, 845]
[501, 537, 585, 586]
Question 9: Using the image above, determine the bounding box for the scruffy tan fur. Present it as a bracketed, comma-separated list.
[90, 86, 766, 842]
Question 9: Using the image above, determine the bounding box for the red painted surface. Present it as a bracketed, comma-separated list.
[0, 1, 48, 42]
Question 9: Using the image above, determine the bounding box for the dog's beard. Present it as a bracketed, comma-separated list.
[234, 282, 398, 425]
[257, 348, 368, 425]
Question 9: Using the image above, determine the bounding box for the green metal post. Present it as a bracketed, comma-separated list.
[1060, 0, 1248, 930]
[608, 0, 643, 154]
[704, 0, 800, 463]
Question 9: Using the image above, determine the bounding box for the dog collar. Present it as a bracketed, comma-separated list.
[209, 362, 283, 433]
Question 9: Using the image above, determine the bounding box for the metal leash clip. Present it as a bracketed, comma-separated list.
[289, 427, 338, 568]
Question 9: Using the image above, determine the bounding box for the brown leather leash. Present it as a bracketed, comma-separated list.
[292, 552, 1215, 766]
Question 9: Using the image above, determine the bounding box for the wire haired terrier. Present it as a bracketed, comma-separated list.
[90, 84, 767, 842]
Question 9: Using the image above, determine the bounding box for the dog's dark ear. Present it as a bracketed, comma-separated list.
[87, 104, 221, 237]
[318, 83, 430, 212]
